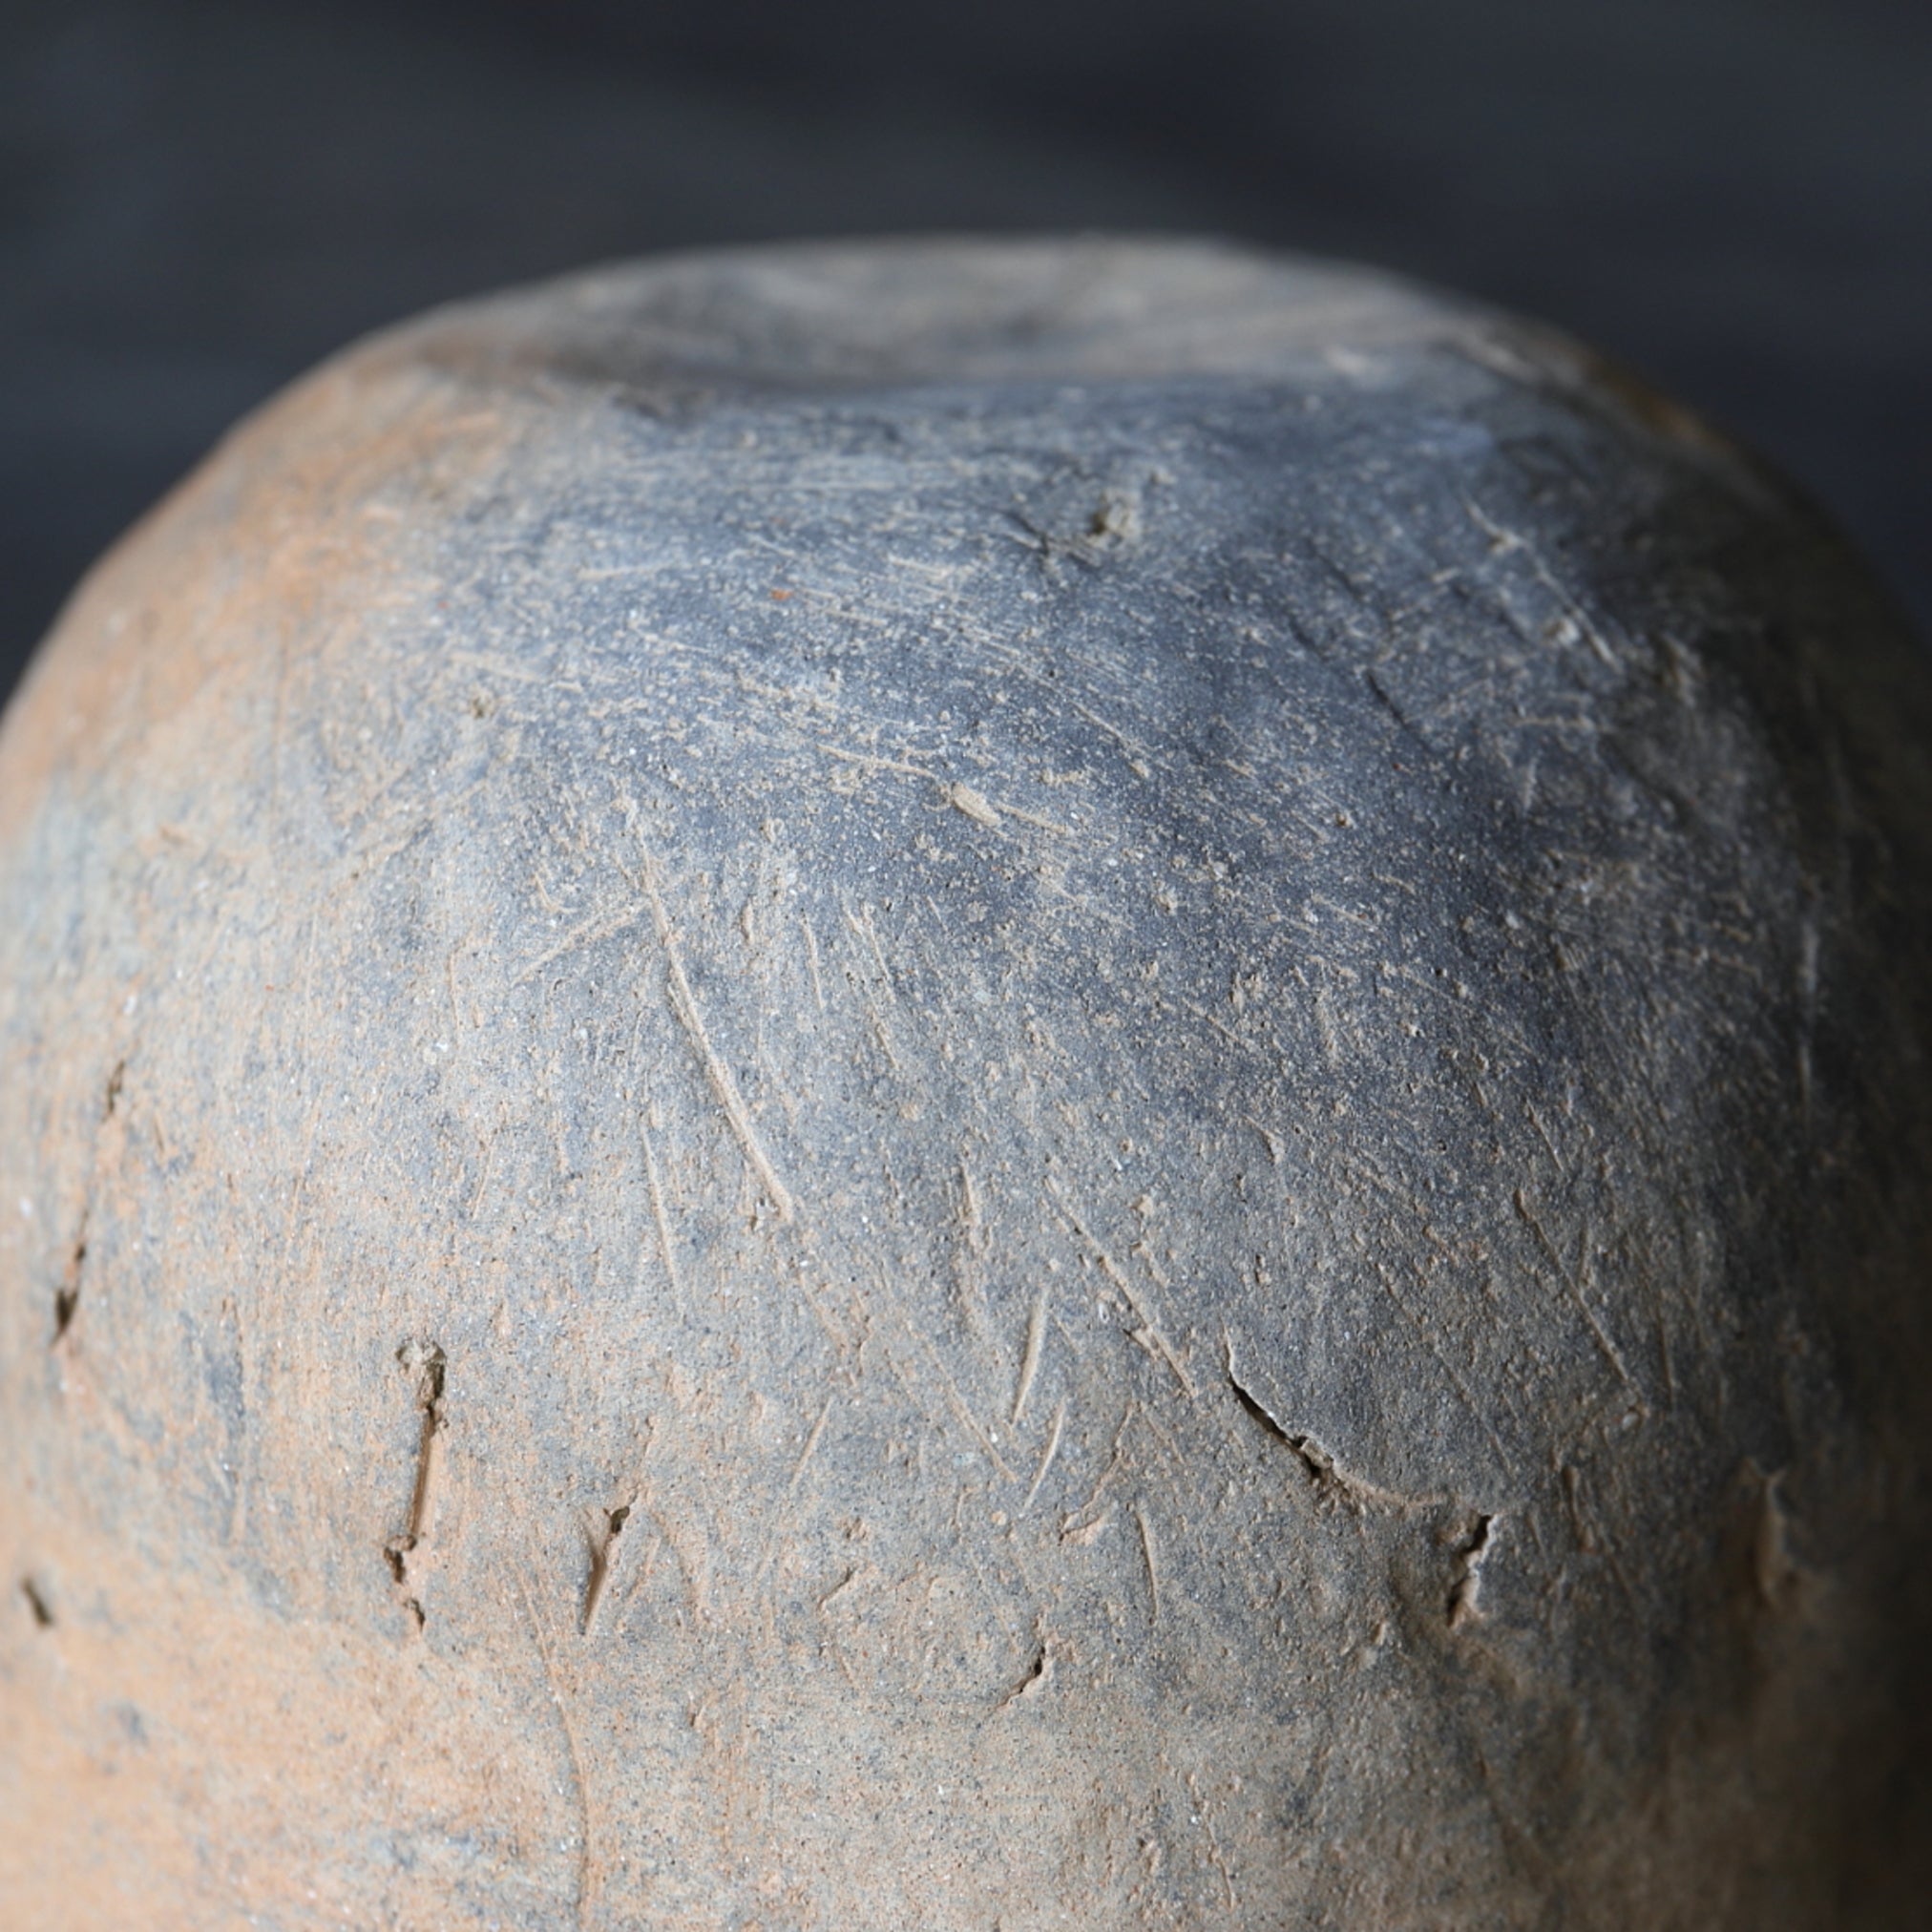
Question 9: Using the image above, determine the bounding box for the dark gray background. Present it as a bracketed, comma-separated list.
[4, 0, 1928, 704]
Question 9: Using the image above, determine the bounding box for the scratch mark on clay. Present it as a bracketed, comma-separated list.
[1312, 985, 1343, 1067]
[924, 1344, 1018, 1483]
[958, 1155, 988, 1253]
[451, 648, 550, 687]
[1466, 497, 1620, 669]
[1022, 1398, 1067, 1514]
[1515, 1189, 1634, 1389]
[1796, 911, 1819, 1125]
[994, 799, 1072, 837]
[947, 780, 1069, 837]
[1188, 1772, 1239, 1911]
[845, 898, 896, 993]
[1061, 1400, 1135, 1542]
[1013, 1287, 1049, 1424]
[1049, 1183, 1195, 1396]
[1652, 1287, 1677, 1411]
[821, 742, 1067, 836]
[640, 1110, 682, 1299]
[514, 1568, 597, 1930]
[1135, 1502, 1162, 1622]
[582, 1497, 635, 1636]
[859, 991, 905, 1072]
[1560, 1462, 1597, 1554]
[1525, 1102, 1566, 1176]
[820, 742, 933, 783]
[644, 862, 796, 1223]
[514, 906, 643, 987]
[789, 1396, 834, 1493]
[802, 915, 827, 1014]
[1061, 1506, 1114, 1546]
[1751, 1463, 1802, 1608]
[1374, 1264, 1514, 1474]
[19, 1576, 53, 1627]
[817, 1565, 860, 1612]
[948, 782, 1001, 828]
[1564, 1460, 1638, 1607]
[1071, 700, 1155, 779]
[879, 1302, 1018, 1482]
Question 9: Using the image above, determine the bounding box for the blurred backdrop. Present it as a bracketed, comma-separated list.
[3, 0, 1928, 702]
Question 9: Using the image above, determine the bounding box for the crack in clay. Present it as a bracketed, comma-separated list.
[1224, 1341, 1446, 1513]
[1447, 1513, 1498, 1628]
[998, 1638, 1055, 1711]
[1228, 1350, 1502, 1612]
[384, 1341, 446, 1633]
[51, 1060, 132, 1348]
[1225, 1354, 1342, 1490]
[581, 1500, 634, 1636]
[52, 1211, 89, 1346]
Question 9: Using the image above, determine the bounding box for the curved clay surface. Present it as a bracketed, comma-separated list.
[2, 238, 1931, 1928]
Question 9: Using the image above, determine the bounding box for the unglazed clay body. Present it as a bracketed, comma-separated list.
[3, 240, 1930, 1928]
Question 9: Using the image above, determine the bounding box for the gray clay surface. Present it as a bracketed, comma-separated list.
[2, 238, 1930, 1928]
